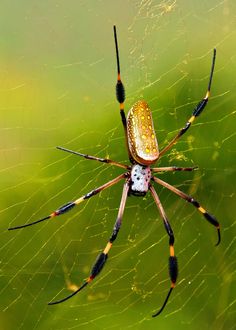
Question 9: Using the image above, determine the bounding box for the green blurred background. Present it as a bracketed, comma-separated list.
[1, 1, 235, 329]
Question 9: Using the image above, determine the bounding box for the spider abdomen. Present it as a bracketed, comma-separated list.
[127, 100, 159, 165]
[130, 164, 151, 196]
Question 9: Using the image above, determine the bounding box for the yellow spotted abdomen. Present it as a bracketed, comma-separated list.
[127, 100, 159, 165]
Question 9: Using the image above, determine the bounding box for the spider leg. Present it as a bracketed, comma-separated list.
[48, 179, 130, 305]
[159, 49, 216, 158]
[114, 26, 134, 163]
[56, 146, 129, 170]
[152, 166, 198, 173]
[152, 176, 221, 246]
[149, 185, 178, 317]
[114, 26, 126, 131]
[8, 173, 127, 230]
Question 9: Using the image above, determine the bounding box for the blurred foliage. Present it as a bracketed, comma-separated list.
[0, 1, 235, 329]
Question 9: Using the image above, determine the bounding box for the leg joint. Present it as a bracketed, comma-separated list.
[179, 122, 191, 136]
[110, 223, 121, 243]
[190, 198, 200, 207]
[164, 220, 174, 242]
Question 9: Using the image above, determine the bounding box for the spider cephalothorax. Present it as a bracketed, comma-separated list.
[129, 164, 151, 196]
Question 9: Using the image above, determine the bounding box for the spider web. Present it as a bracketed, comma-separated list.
[1, 1, 236, 329]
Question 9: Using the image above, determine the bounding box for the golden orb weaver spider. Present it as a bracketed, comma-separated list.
[8, 26, 221, 317]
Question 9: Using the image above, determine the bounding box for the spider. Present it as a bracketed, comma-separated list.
[8, 26, 221, 317]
